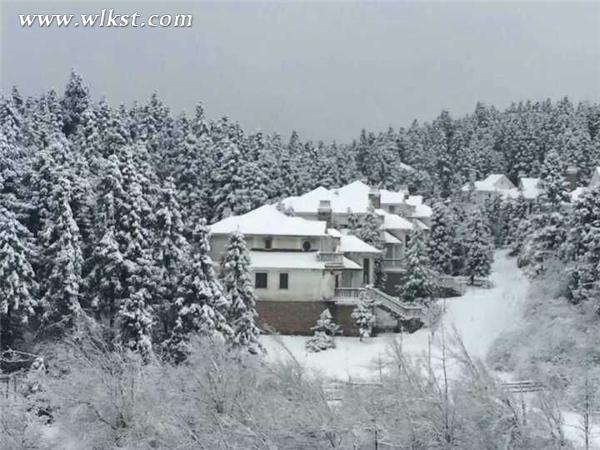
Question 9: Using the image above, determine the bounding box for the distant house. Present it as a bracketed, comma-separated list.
[517, 177, 542, 200]
[281, 180, 432, 271]
[209, 204, 420, 335]
[460, 174, 517, 201]
[570, 166, 600, 201]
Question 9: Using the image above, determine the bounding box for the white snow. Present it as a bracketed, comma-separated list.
[406, 195, 433, 218]
[461, 174, 516, 193]
[262, 250, 527, 380]
[375, 209, 414, 231]
[338, 234, 381, 254]
[210, 204, 327, 236]
[380, 189, 407, 205]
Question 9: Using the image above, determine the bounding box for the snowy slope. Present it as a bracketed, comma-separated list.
[262, 250, 527, 380]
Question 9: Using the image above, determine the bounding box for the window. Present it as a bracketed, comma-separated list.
[255, 272, 268, 289]
[264, 237, 272, 249]
[279, 273, 289, 289]
[389, 205, 396, 213]
[363, 258, 370, 285]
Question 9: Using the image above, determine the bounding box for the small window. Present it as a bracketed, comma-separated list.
[389, 205, 396, 213]
[255, 272, 268, 289]
[302, 240, 311, 252]
[279, 273, 289, 290]
[264, 238, 272, 249]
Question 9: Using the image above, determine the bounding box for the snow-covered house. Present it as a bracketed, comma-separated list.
[281, 180, 431, 271]
[517, 177, 542, 200]
[209, 205, 418, 335]
[461, 174, 517, 201]
[569, 166, 600, 201]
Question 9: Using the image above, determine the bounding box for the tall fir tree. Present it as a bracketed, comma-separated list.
[165, 220, 231, 363]
[430, 201, 454, 275]
[39, 178, 84, 336]
[463, 208, 494, 284]
[399, 231, 435, 303]
[220, 231, 261, 354]
[0, 206, 38, 350]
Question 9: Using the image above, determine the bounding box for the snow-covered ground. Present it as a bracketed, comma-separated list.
[261, 249, 527, 380]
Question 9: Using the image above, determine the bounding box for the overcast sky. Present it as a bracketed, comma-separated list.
[2, 1, 599, 142]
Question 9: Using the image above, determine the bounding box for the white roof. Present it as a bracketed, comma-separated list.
[375, 209, 413, 231]
[406, 196, 432, 218]
[338, 235, 381, 254]
[327, 228, 342, 238]
[519, 177, 542, 199]
[210, 205, 327, 236]
[249, 251, 361, 270]
[380, 189, 407, 204]
[461, 174, 514, 192]
[413, 219, 430, 231]
[384, 231, 402, 244]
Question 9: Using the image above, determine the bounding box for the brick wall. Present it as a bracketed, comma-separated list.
[256, 301, 359, 336]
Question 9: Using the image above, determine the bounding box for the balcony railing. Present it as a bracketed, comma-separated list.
[334, 287, 364, 300]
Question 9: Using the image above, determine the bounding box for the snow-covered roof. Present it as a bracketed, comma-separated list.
[406, 196, 432, 218]
[384, 231, 402, 244]
[517, 178, 542, 199]
[338, 235, 381, 254]
[210, 205, 327, 236]
[248, 251, 361, 270]
[327, 228, 342, 238]
[380, 189, 407, 204]
[461, 174, 515, 192]
[412, 219, 430, 231]
[280, 181, 371, 214]
[375, 209, 413, 231]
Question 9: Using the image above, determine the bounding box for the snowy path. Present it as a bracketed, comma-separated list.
[261, 250, 528, 380]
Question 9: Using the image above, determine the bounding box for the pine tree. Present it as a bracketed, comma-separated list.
[220, 231, 261, 354]
[305, 309, 340, 352]
[0, 206, 38, 350]
[61, 70, 90, 136]
[119, 290, 154, 359]
[165, 220, 231, 363]
[39, 178, 84, 336]
[563, 186, 600, 307]
[152, 178, 189, 339]
[463, 208, 494, 284]
[430, 201, 454, 275]
[399, 231, 435, 303]
[351, 290, 376, 341]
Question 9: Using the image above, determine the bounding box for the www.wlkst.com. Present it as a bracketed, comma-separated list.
[19, 9, 193, 28]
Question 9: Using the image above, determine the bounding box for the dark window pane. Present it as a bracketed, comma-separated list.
[279, 273, 289, 289]
[255, 272, 268, 289]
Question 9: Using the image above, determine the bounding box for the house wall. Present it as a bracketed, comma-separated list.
[345, 252, 376, 285]
[252, 268, 336, 302]
[256, 300, 358, 336]
[209, 234, 335, 261]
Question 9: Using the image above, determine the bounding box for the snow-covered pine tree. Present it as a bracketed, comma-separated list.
[39, 178, 84, 336]
[119, 290, 154, 359]
[0, 206, 38, 350]
[150, 178, 190, 341]
[399, 231, 435, 303]
[520, 149, 570, 276]
[463, 208, 494, 284]
[165, 220, 231, 363]
[305, 309, 340, 352]
[220, 231, 261, 354]
[563, 186, 600, 307]
[61, 70, 90, 136]
[430, 201, 454, 275]
[351, 290, 376, 341]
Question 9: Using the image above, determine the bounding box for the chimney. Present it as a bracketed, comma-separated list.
[317, 200, 333, 227]
[398, 184, 409, 199]
[565, 166, 578, 191]
[368, 187, 381, 209]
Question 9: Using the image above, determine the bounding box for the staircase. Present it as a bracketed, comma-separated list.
[365, 286, 423, 321]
